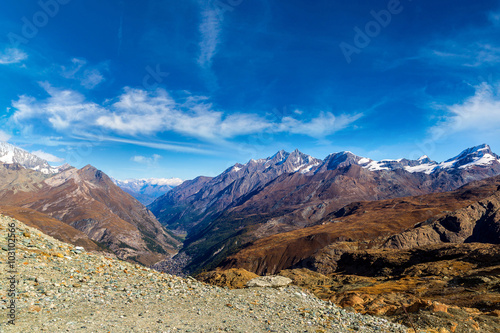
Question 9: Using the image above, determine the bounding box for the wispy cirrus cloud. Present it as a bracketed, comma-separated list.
[131, 154, 161, 165]
[10, 83, 362, 145]
[429, 82, 500, 139]
[422, 42, 500, 68]
[277, 112, 363, 138]
[60, 58, 107, 89]
[0, 48, 27, 65]
[197, 4, 222, 68]
[82, 135, 216, 155]
[31, 150, 64, 163]
[96, 88, 362, 140]
[0, 130, 11, 142]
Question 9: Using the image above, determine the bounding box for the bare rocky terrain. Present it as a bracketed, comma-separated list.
[0, 215, 408, 332]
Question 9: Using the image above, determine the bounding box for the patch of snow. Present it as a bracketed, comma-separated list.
[300, 162, 320, 174]
[212, 245, 225, 257]
[404, 164, 437, 174]
[458, 153, 497, 169]
[364, 161, 390, 171]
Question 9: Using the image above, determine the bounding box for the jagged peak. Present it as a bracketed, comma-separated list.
[445, 144, 493, 163]
[81, 164, 97, 171]
[0, 141, 65, 175]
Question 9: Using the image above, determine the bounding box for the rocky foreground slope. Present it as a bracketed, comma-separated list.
[0, 215, 407, 332]
[199, 242, 500, 333]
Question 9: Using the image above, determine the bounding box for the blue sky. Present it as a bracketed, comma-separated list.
[1, 0, 500, 180]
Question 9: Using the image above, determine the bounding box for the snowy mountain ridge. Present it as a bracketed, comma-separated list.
[317, 144, 500, 175]
[115, 178, 184, 187]
[219, 144, 500, 178]
[0, 141, 67, 174]
[113, 177, 183, 205]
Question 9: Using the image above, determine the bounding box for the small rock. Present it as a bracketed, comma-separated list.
[246, 276, 292, 288]
[430, 301, 448, 313]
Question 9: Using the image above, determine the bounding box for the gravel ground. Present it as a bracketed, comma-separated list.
[0, 215, 409, 332]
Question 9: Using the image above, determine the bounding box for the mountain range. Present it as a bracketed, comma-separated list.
[113, 177, 184, 205]
[148, 144, 500, 274]
[1, 140, 499, 276]
[0, 142, 181, 265]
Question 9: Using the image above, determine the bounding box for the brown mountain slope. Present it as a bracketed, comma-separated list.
[280, 243, 500, 333]
[168, 146, 500, 275]
[219, 175, 500, 275]
[198, 243, 500, 332]
[0, 164, 181, 265]
[383, 185, 500, 249]
[149, 150, 321, 233]
[0, 163, 48, 192]
[0, 205, 101, 251]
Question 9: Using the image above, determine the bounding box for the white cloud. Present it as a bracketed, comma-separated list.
[0, 130, 11, 142]
[429, 82, 500, 138]
[61, 58, 106, 89]
[131, 154, 161, 165]
[277, 112, 363, 138]
[12, 82, 105, 130]
[61, 58, 86, 78]
[94, 88, 272, 140]
[197, 6, 222, 67]
[31, 150, 64, 163]
[81, 68, 105, 89]
[11, 84, 362, 143]
[0, 48, 27, 65]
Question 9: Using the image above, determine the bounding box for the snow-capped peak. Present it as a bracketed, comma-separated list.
[434, 144, 499, 171]
[418, 155, 429, 161]
[0, 141, 65, 174]
[225, 144, 500, 179]
[225, 149, 322, 175]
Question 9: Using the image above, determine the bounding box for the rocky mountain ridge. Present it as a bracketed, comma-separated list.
[0, 141, 69, 174]
[220, 175, 500, 276]
[150, 144, 500, 274]
[0, 158, 181, 266]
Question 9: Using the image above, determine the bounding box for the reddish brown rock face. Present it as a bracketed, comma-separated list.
[0, 164, 181, 265]
[150, 146, 500, 275]
[217, 176, 500, 276]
